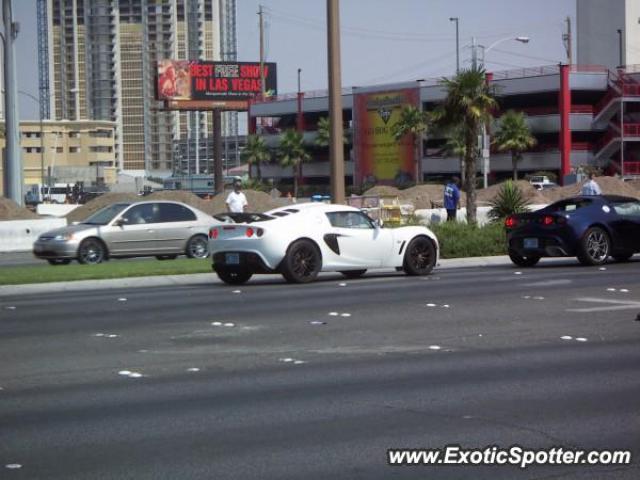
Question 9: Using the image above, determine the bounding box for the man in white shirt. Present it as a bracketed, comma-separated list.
[581, 173, 602, 196]
[226, 181, 248, 213]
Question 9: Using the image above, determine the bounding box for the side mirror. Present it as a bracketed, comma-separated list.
[114, 217, 127, 227]
[375, 218, 384, 228]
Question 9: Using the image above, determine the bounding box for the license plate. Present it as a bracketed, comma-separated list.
[225, 253, 240, 265]
[523, 238, 539, 249]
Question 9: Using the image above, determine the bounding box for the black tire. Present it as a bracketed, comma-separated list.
[403, 236, 437, 276]
[47, 258, 71, 266]
[186, 235, 209, 259]
[508, 249, 541, 267]
[339, 269, 367, 279]
[280, 239, 322, 283]
[613, 252, 634, 262]
[77, 238, 106, 265]
[156, 255, 178, 261]
[215, 267, 253, 285]
[577, 226, 611, 266]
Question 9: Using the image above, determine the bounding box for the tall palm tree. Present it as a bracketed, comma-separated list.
[390, 105, 430, 184]
[493, 110, 537, 181]
[436, 67, 498, 224]
[278, 129, 310, 197]
[442, 124, 467, 184]
[315, 116, 350, 147]
[241, 134, 270, 180]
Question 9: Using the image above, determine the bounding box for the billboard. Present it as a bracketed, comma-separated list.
[157, 60, 277, 104]
[353, 87, 420, 186]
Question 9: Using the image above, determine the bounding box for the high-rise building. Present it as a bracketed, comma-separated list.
[39, 0, 237, 178]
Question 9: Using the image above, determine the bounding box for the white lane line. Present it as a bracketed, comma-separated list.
[566, 297, 640, 313]
[523, 279, 572, 287]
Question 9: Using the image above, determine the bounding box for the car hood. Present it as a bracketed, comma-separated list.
[39, 223, 99, 238]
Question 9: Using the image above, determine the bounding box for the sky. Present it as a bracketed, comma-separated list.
[13, 0, 576, 120]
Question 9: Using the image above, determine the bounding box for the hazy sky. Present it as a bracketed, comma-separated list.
[14, 0, 576, 120]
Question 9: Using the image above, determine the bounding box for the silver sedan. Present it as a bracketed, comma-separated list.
[33, 201, 213, 265]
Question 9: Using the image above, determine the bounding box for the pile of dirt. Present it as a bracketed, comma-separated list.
[66, 189, 283, 223]
[539, 176, 640, 203]
[0, 198, 39, 220]
[476, 180, 548, 205]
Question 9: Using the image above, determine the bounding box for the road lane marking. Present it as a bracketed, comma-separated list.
[523, 279, 572, 287]
[567, 297, 640, 313]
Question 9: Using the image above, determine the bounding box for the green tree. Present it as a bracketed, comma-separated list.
[278, 129, 310, 197]
[436, 67, 498, 224]
[493, 110, 537, 181]
[390, 105, 430, 185]
[315, 116, 350, 147]
[442, 124, 467, 184]
[241, 134, 270, 180]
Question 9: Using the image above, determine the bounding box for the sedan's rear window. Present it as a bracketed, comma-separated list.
[547, 199, 593, 212]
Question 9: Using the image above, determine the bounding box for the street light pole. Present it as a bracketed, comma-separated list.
[449, 17, 459, 74]
[327, 0, 345, 204]
[617, 29, 623, 67]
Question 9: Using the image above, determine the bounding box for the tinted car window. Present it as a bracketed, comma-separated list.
[159, 203, 197, 223]
[547, 199, 593, 213]
[123, 204, 160, 224]
[326, 211, 374, 229]
[612, 200, 640, 216]
[83, 203, 130, 225]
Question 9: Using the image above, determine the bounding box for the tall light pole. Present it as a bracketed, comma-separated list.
[476, 36, 530, 68]
[2, 0, 21, 205]
[617, 28, 623, 67]
[296, 68, 304, 133]
[449, 17, 459, 74]
[327, 0, 345, 204]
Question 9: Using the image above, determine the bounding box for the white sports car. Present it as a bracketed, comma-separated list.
[208, 203, 439, 285]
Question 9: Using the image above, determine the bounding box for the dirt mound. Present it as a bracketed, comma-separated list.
[539, 176, 640, 203]
[476, 180, 548, 205]
[66, 192, 141, 223]
[147, 190, 214, 213]
[363, 186, 403, 197]
[0, 198, 39, 220]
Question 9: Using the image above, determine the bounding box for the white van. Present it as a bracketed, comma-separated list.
[25, 184, 70, 205]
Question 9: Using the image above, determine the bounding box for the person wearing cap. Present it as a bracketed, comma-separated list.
[226, 181, 248, 213]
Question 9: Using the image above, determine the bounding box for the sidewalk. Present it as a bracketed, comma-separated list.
[0, 256, 520, 297]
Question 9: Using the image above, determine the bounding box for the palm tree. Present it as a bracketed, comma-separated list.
[442, 124, 467, 184]
[493, 110, 537, 181]
[314, 116, 350, 147]
[436, 67, 498, 224]
[390, 105, 430, 184]
[241, 134, 270, 180]
[278, 129, 310, 197]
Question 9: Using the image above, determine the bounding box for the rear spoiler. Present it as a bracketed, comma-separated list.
[213, 212, 273, 224]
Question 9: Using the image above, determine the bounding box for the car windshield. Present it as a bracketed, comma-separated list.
[82, 203, 131, 225]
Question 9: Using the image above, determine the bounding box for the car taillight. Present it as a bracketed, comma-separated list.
[209, 227, 219, 239]
[505, 216, 517, 228]
[246, 227, 254, 238]
[542, 215, 554, 226]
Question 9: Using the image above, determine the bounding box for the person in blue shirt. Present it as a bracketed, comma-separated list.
[443, 177, 461, 221]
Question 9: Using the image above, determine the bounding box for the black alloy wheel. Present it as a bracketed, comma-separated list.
[403, 236, 437, 275]
[280, 239, 322, 283]
[577, 227, 610, 266]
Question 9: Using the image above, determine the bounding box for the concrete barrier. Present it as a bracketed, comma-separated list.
[36, 204, 79, 217]
[0, 218, 67, 252]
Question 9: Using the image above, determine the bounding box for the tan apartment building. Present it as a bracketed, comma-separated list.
[0, 120, 117, 195]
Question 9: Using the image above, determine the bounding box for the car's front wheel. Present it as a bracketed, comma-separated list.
[508, 249, 541, 267]
[577, 226, 610, 266]
[339, 269, 367, 279]
[403, 236, 436, 275]
[186, 235, 209, 259]
[215, 266, 253, 285]
[280, 239, 322, 283]
[47, 258, 71, 266]
[77, 238, 106, 265]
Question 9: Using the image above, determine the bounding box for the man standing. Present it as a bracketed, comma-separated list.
[443, 177, 461, 222]
[226, 180, 248, 213]
[581, 173, 602, 196]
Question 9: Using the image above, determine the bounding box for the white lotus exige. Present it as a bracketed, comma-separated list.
[208, 203, 439, 285]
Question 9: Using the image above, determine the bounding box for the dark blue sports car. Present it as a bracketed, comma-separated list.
[505, 195, 640, 267]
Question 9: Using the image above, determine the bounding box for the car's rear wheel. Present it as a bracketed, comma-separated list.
[215, 266, 253, 285]
[403, 236, 436, 276]
[156, 254, 178, 260]
[77, 238, 106, 265]
[339, 269, 367, 279]
[47, 258, 71, 266]
[186, 235, 209, 259]
[508, 249, 541, 267]
[613, 252, 634, 262]
[577, 226, 610, 266]
[280, 239, 322, 283]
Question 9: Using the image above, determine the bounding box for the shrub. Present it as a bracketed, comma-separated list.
[488, 180, 529, 221]
[430, 222, 506, 258]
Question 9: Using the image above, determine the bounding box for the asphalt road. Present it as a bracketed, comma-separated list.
[1, 261, 639, 479]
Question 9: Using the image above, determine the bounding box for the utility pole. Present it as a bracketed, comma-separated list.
[449, 17, 459, 74]
[327, 0, 345, 204]
[3, 0, 22, 205]
[562, 16, 572, 65]
[617, 28, 623, 68]
[213, 109, 223, 195]
[258, 5, 265, 99]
